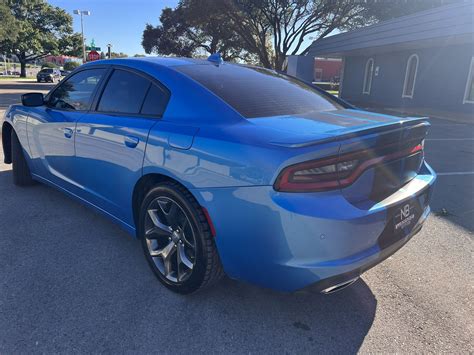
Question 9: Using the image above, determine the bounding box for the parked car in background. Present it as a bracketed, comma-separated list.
[2, 56, 436, 295]
[36, 68, 61, 83]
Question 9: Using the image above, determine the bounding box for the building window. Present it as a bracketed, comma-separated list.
[362, 58, 374, 94]
[463, 57, 474, 104]
[315, 68, 323, 81]
[402, 54, 419, 98]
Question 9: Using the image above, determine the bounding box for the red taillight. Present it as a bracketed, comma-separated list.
[274, 142, 423, 192]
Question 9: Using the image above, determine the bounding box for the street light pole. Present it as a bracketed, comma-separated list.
[107, 44, 112, 59]
[73, 10, 91, 64]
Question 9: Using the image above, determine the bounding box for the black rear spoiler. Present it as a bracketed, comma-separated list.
[271, 118, 430, 148]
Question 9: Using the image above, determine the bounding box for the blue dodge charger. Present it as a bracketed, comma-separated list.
[2, 56, 436, 294]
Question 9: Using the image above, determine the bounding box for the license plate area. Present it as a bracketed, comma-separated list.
[377, 198, 423, 250]
[393, 200, 419, 233]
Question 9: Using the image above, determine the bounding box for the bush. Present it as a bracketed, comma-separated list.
[64, 61, 80, 71]
[41, 62, 57, 69]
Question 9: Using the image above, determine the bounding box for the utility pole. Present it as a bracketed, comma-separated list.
[107, 44, 112, 59]
[73, 10, 91, 63]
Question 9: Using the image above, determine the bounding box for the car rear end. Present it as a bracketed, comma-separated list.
[268, 115, 434, 291]
[191, 115, 435, 292]
[36, 69, 55, 82]
[175, 62, 436, 292]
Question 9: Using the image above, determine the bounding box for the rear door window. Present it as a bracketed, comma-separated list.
[98, 69, 150, 114]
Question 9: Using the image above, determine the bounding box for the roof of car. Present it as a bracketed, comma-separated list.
[83, 56, 215, 68]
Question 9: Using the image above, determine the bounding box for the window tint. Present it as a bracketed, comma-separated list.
[41, 69, 54, 74]
[48, 69, 105, 110]
[98, 69, 150, 114]
[176, 64, 342, 118]
[140, 84, 169, 116]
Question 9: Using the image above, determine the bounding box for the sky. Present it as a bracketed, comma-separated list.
[48, 0, 179, 56]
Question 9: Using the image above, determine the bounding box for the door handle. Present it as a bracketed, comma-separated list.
[63, 128, 73, 138]
[124, 135, 139, 148]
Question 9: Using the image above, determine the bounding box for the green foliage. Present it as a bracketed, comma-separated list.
[109, 52, 128, 58]
[63, 61, 80, 71]
[0, 0, 18, 42]
[0, 0, 82, 76]
[142, 0, 253, 62]
[41, 62, 58, 68]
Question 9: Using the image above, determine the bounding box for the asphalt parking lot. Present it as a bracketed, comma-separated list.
[0, 80, 473, 353]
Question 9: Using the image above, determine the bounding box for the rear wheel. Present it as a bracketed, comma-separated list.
[139, 182, 224, 294]
[11, 130, 35, 186]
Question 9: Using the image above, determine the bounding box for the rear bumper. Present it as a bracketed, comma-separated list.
[191, 162, 436, 292]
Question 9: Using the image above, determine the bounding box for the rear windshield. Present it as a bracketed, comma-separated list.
[40, 69, 54, 74]
[176, 64, 343, 118]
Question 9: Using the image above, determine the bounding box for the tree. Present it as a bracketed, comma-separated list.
[109, 52, 128, 58]
[0, 1, 18, 43]
[0, 0, 82, 77]
[63, 61, 80, 71]
[222, 0, 374, 70]
[142, 0, 253, 62]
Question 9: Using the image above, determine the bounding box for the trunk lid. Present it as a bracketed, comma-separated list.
[257, 109, 430, 203]
[249, 108, 426, 148]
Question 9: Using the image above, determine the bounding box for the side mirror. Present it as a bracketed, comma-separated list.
[21, 92, 44, 107]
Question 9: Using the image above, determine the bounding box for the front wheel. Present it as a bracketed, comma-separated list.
[11, 130, 35, 186]
[139, 182, 224, 294]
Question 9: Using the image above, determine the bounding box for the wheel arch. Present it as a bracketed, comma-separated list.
[131, 173, 204, 238]
[2, 122, 13, 164]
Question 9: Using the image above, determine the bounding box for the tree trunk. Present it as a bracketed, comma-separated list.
[20, 60, 26, 78]
[17, 52, 27, 78]
[274, 53, 286, 72]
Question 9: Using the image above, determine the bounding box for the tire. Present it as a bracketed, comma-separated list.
[11, 130, 35, 186]
[139, 181, 224, 294]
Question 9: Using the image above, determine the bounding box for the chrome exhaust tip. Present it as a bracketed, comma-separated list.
[321, 277, 359, 294]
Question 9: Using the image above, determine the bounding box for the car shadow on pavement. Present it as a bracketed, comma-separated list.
[0, 169, 376, 353]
